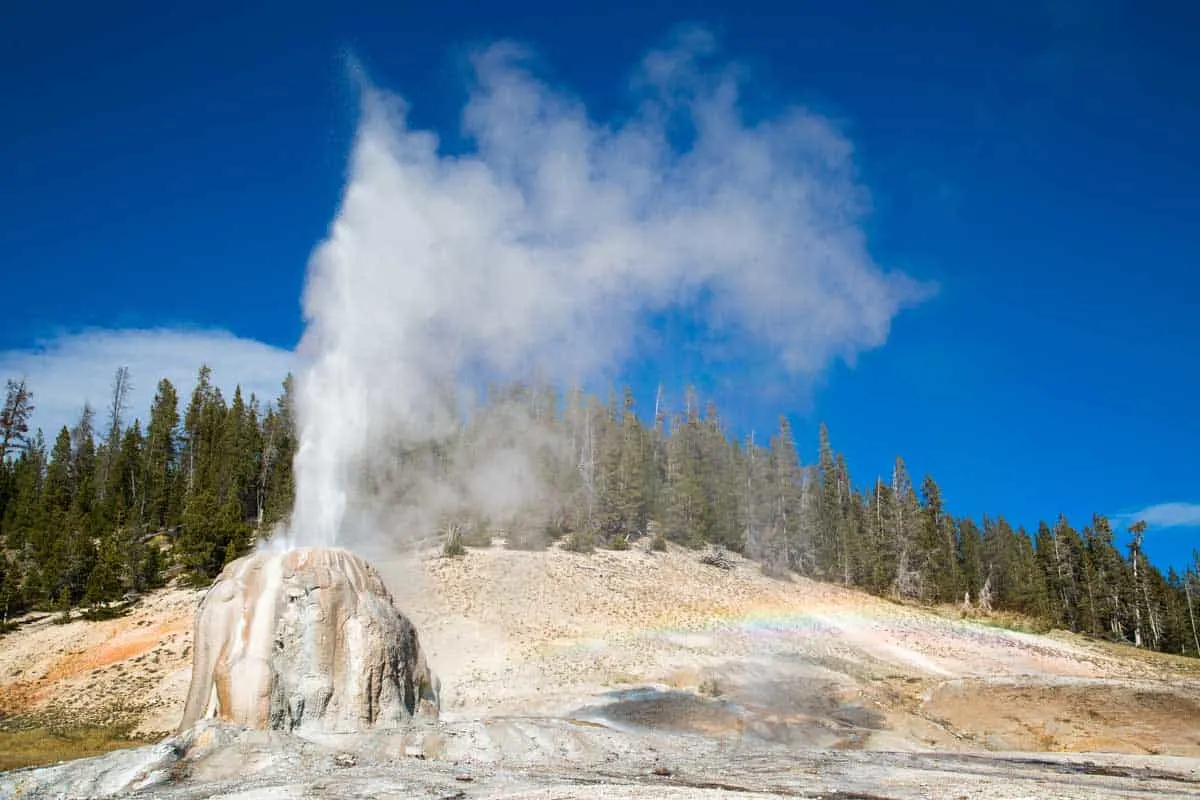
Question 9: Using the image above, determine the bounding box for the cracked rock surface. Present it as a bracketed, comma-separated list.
[3, 717, 1198, 799]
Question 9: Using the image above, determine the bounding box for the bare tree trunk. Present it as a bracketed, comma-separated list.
[1109, 588, 1125, 641]
[837, 470, 850, 585]
[257, 424, 275, 526]
[99, 366, 132, 497]
[578, 407, 596, 524]
[1131, 549, 1144, 647]
[978, 569, 994, 612]
[1186, 580, 1200, 656]
[1142, 574, 1161, 649]
[1051, 528, 1071, 622]
[744, 433, 755, 557]
[1085, 570, 1099, 636]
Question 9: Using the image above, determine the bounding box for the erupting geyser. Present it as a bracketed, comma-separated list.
[179, 547, 439, 734]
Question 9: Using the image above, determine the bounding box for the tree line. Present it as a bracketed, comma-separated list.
[0, 371, 1197, 660]
[0, 368, 296, 622]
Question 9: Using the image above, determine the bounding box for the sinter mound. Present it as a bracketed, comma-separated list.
[179, 547, 439, 733]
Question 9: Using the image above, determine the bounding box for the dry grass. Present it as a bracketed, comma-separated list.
[935, 605, 1056, 636]
[1088, 637, 1200, 677]
[0, 725, 150, 771]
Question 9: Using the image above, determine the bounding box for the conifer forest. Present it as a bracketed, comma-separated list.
[1, 368, 1198, 659]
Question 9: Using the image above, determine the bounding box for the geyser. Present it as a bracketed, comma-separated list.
[179, 547, 439, 733]
[283, 32, 930, 550]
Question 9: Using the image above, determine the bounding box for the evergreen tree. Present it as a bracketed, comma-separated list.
[889, 457, 921, 598]
[957, 517, 985, 607]
[864, 477, 896, 595]
[84, 532, 124, 606]
[592, 395, 625, 544]
[918, 475, 961, 604]
[35, 427, 74, 569]
[1183, 551, 1200, 656]
[0, 553, 25, 622]
[0, 378, 35, 459]
[700, 401, 741, 551]
[144, 378, 181, 529]
[662, 392, 712, 548]
[815, 423, 840, 577]
[96, 366, 131, 503]
[180, 488, 224, 582]
[617, 388, 651, 541]
[1085, 514, 1129, 641]
[2, 434, 46, 554]
[740, 432, 774, 563]
[1126, 521, 1161, 649]
[763, 417, 806, 576]
[260, 375, 295, 530]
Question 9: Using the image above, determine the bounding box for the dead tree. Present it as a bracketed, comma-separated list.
[700, 545, 735, 571]
[0, 378, 34, 459]
[1185, 577, 1200, 657]
[98, 366, 132, 495]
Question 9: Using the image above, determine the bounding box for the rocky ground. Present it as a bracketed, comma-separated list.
[2, 538, 1200, 798]
[0, 585, 197, 737]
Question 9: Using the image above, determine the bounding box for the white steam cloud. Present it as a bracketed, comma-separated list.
[287, 31, 932, 548]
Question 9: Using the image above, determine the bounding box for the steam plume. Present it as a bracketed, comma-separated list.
[286, 31, 930, 549]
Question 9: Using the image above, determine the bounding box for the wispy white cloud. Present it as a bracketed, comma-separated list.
[0, 328, 296, 440]
[1112, 502, 1200, 529]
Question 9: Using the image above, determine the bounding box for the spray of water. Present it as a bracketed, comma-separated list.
[283, 30, 930, 550]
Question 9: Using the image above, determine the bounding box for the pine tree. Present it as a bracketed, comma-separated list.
[2, 434, 47, 555]
[860, 478, 891, 594]
[1086, 514, 1130, 641]
[700, 401, 741, 551]
[69, 404, 98, 521]
[889, 457, 921, 599]
[918, 475, 961, 604]
[617, 388, 651, 541]
[180, 488, 224, 582]
[0, 378, 35, 459]
[984, 519, 1050, 618]
[0, 459, 13, 548]
[182, 366, 210, 491]
[219, 386, 260, 528]
[663, 393, 712, 549]
[260, 375, 296, 530]
[97, 366, 131, 503]
[741, 432, 774, 563]
[1127, 520, 1161, 649]
[0, 553, 25, 623]
[593, 395, 625, 545]
[144, 378, 181, 530]
[1183, 551, 1200, 656]
[834, 454, 863, 585]
[762, 417, 806, 576]
[37, 427, 73, 569]
[815, 423, 840, 577]
[957, 517, 985, 607]
[84, 532, 124, 606]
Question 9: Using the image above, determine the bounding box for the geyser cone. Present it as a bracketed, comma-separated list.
[179, 547, 439, 733]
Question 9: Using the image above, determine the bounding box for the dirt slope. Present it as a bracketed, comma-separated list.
[3, 540, 1199, 759]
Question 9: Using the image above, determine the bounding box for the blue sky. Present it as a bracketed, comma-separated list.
[2, 1, 1197, 572]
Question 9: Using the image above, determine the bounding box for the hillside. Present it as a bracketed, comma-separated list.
[3, 538, 1199, 765]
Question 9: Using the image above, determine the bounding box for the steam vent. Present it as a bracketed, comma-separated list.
[179, 547, 439, 733]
